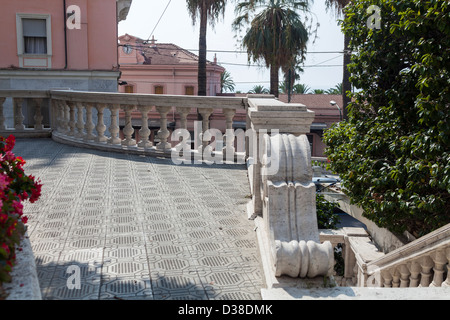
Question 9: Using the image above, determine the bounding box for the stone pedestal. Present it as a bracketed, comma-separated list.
[246, 96, 333, 281]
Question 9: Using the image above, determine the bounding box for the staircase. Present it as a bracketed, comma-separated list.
[259, 223, 450, 300]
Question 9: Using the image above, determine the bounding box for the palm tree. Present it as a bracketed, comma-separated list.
[326, 83, 343, 94]
[186, 0, 227, 96]
[325, 0, 351, 119]
[248, 85, 269, 94]
[313, 89, 326, 94]
[292, 83, 311, 94]
[233, 0, 311, 98]
[220, 70, 236, 93]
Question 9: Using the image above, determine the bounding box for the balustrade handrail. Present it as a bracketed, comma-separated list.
[367, 223, 450, 274]
[49, 90, 247, 110]
[0, 90, 50, 99]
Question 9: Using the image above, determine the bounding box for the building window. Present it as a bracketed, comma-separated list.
[125, 85, 134, 93]
[23, 19, 47, 54]
[154, 86, 164, 94]
[16, 13, 52, 68]
[185, 86, 195, 95]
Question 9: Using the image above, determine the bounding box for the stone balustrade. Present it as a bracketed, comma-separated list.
[0, 90, 52, 137]
[364, 224, 450, 288]
[2, 89, 448, 298]
[49, 90, 247, 160]
[320, 224, 450, 288]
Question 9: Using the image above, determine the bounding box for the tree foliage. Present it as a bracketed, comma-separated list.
[186, 0, 227, 96]
[233, 0, 314, 97]
[324, 0, 449, 238]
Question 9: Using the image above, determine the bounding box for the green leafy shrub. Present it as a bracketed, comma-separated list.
[0, 135, 42, 298]
[324, 0, 449, 238]
[316, 194, 340, 230]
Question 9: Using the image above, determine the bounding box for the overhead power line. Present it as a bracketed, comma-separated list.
[146, 0, 172, 43]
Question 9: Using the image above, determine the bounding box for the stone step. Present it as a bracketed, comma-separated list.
[261, 286, 450, 300]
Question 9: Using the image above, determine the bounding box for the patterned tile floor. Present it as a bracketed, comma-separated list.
[15, 138, 264, 300]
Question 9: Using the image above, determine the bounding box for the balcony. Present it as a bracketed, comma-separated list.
[1, 90, 449, 300]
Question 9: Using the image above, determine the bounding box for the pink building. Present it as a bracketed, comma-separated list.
[118, 34, 224, 96]
[0, 0, 132, 92]
[117, 34, 228, 143]
[0, 0, 132, 127]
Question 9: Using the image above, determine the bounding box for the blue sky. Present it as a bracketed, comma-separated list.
[118, 0, 345, 93]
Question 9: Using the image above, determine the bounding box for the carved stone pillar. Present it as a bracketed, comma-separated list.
[442, 247, 450, 287]
[95, 103, 108, 143]
[121, 105, 136, 146]
[198, 108, 213, 152]
[13, 98, 25, 130]
[419, 256, 434, 287]
[84, 103, 96, 141]
[75, 102, 85, 139]
[399, 264, 411, 287]
[222, 108, 236, 161]
[177, 107, 191, 130]
[108, 104, 121, 145]
[409, 260, 421, 287]
[67, 102, 76, 136]
[430, 249, 447, 287]
[33, 98, 44, 130]
[138, 106, 152, 148]
[156, 106, 172, 150]
[0, 98, 6, 130]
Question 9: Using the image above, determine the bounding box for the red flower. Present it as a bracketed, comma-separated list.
[5, 135, 15, 152]
[12, 200, 23, 216]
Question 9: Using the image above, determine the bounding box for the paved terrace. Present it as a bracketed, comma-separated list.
[16, 138, 264, 300]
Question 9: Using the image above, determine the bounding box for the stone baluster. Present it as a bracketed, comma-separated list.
[442, 247, 450, 287]
[33, 98, 44, 130]
[75, 102, 85, 139]
[63, 101, 70, 134]
[121, 105, 136, 146]
[392, 268, 401, 287]
[84, 103, 96, 141]
[67, 102, 76, 137]
[398, 264, 411, 287]
[137, 106, 152, 148]
[223, 108, 236, 160]
[108, 104, 121, 145]
[0, 98, 6, 130]
[177, 107, 191, 130]
[430, 249, 447, 287]
[381, 270, 393, 288]
[13, 98, 25, 130]
[409, 260, 421, 287]
[419, 256, 434, 287]
[198, 108, 213, 151]
[95, 103, 108, 143]
[54, 101, 62, 133]
[57, 100, 69, 134]
[155, 106, 172, 150]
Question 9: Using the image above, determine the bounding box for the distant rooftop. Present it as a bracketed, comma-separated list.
[119, 34, 219, 66]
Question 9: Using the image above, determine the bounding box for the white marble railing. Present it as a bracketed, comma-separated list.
[0, 90, 52, 137]
[320, 224, 450, 288]
[49, 90, 247, 159]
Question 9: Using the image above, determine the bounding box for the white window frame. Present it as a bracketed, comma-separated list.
[16, 13, 52, 68]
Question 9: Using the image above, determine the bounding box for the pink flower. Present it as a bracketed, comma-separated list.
[12, 200, 23, 216]
[4, 151, 15, 162]
[0, 174, 9, 190]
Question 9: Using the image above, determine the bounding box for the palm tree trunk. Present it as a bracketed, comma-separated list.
[270, 65, 279, 98]
[198, 2, 208, 97]
[342, 32, 351, 120]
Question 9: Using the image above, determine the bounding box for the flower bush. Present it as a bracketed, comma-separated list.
[0, 135, 42, 294]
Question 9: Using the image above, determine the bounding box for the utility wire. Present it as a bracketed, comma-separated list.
[146, 0, 172, 43]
